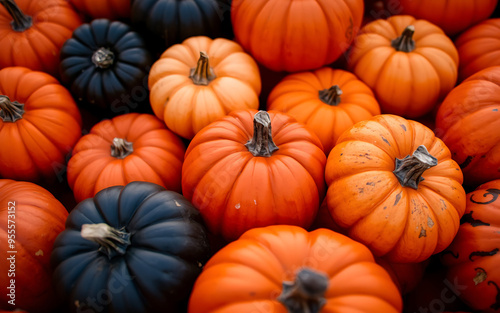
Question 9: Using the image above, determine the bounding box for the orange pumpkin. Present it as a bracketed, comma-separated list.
[182, 109, 326, 242]
[69, 0, 130, 19]
[325, 114, 466, 263]
[148, 36, 261, 140]
[188, 225, 403, 313]
[435, 66, 500, 188]
[0, 67, 82, 183]
[67, 113, 185, 203]
[231, 0, 365, 72]
[347, 15, 459, 118]
[267, 67, 381, 155]
[0, 0, 82, 77]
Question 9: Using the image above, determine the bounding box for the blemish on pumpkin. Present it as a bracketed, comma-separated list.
[427, 217, 434, 228]
[35, 249, 43, 256]
[469, 248, 499, 261]
[235, 203, 240, 209]
[493, 108, 498, 112]
[381, 136, 390, 145]
[366, 181, 375, 186]
[394, 192, 402, 206]
[249, 291, 256, 297]
[383, 206, 387, 210]
[400, 124, 407, 131]
[473, 268, 487, 285]
[419, 227, 426, 238]
[460, 155, 474, 169]
[358, 188, 364, 193]
[174, 200, 181, 207]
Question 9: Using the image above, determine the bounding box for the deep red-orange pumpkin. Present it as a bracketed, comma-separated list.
[69, 0, 130, 19]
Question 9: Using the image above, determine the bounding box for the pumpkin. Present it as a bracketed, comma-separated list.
[267, 67, 381, 155]
[435, 66, 500, 188]
[0, 66, 82, 183]
[441, 179, 500, 312]
[51, 181, 211, 313]
[182, 109, 326, 242]
[188, 225, 403, 313]
[148, 36, 261, 140]
[67, 113, 185, 203]
[384, 0, 498, 37]
[0, 0, 82, 77]
[325, 114, 466, 263]
[347, 15, 459, 118]
[375, 257, 429, 295]
[454, 18, 500, 82]
[231, 0, 364, 73]
[0, 179, 68, 313]
[59, 18, 152, 116]
[69, 0, 131, 20]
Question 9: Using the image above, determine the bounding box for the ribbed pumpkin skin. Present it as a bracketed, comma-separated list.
[188, 225, 403, 313]
[267, 67, 381, 155]
[231, 0, 364, 72]
[0, 179, 68, 313]
[441, 180, 500, 313]
[455, 18, 500, 82]
[67, 113, 185, 203]
[148, 36, 261, 140]
[0, 0, 82, 76]
[0, 67, 82, 183]
[348, 15, 459, 118]
[325, 114, 466, 263]
[69, 0, 131, 19]
[59, 19, 152, 115]
[435, 66, 500, 188]
[181, 109, 326, 242]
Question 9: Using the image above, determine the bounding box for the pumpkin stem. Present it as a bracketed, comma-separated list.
[391, 25, 416, 52]
[111, 138, 133, 158]
[0, 0, 32, 32]
[319, 85, 342, 106]
[245, 110, 279, 157]
[277, 268, 329, 313]
[92, 47, 115, 69]
[81, 223, 131, 260]
[0, 95, 24, 122]
[393, 145, 437, 190]
[189, 51, 216, 85]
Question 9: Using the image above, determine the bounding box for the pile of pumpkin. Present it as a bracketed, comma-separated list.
[1, 0, 500, 312]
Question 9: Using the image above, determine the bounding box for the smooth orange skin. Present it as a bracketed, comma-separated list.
[435, 66, 500, 188]
[267, 67, 381, 155]
[0, 180, 68, 313]
[441, 180, 500, 313]
[455, 18, 500, 82]
[348, 15, 459, 118]
[0, 67, 82, 183]
[0, 0, 82, 77]
[182, 109, 326, 242]
[148, 36, 261, 140]
[387, 0, 497, 37]
[69, 0, 130, 19]
[325, 114, 466, 263]
[67, 113, 185, 203]
[188, 225, 403, 313]
[231, 0, 364, 72]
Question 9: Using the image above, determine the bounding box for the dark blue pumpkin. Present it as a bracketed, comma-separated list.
[59, 19, 152, 116]
[50, 181, 211, 313]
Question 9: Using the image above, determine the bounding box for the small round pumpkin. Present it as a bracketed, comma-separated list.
[267, 67, 381, 155]
[347, 15, 459, 118]
[325, 114, 466, 263]
[182, 109, 326, 242]
[69, 0, 131, 20]
[188, 225, 403, 313]
[67, 113, 185, 203]
[148, 36, 261, 140]
[0, 66, 82, 183]
[0, 179, 68, 313]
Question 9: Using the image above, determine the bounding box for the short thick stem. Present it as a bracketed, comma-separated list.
[277, 268, 329, 313]
[319, 85, 342, 106]
[111, 138, 133, 158]
[245, 111, 279, 157]
[189, 51, 216, 85]
[391, 25, 416, 52]
[81, 223, 131, 260]
[0, 0, 32, 31]
[0, 95, 24, 122]
[92, 48, 115, 69]
[393, 145, 438, 190]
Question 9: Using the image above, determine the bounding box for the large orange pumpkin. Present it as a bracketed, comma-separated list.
[347, 15, 459, 118]
[148, 36, 261, 140]
[231, 0, 365, 72]
[325, 114, 466, 263]
[0, 0, 82, 77]
[0, 67, 82, 183]
[267, 67, 381, 155]
[182, 110, 326, 242]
